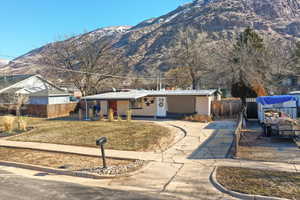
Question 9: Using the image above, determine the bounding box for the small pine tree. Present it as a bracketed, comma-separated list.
[108, 109, 114, 122]
[126, 110, 132, 122]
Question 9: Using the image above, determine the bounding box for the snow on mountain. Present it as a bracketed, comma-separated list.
[2, 0, 300, 76]
[0, 59, 9, 68]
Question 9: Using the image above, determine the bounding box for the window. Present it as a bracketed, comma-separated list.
[130, 99, 143, 109]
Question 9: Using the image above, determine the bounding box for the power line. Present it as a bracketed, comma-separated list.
[0, 54, 174, 80]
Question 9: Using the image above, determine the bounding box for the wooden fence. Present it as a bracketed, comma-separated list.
[0, 103, 78, 119]
[234, 112, 244, 156]
[211, 99, 242, 119]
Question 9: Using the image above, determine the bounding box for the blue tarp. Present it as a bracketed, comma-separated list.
[256, 95, 297, 105]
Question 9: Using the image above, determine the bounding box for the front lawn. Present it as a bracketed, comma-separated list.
[0, 147, 131, 170]
[3, 117, 172, 152]
[217, 166, 300, 199]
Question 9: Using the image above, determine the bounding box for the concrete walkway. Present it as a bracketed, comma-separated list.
[1, 120, 299, 199]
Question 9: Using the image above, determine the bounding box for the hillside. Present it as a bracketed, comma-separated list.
[0, 59, 9, 69]
[2, 0, 300, 76]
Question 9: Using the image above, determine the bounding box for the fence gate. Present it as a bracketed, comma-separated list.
[246, 98, 258, 119]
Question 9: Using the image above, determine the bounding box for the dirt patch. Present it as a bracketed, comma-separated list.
[217, 166, 300, 199]
[0, 147, 143, 175]
[5, 117, 172, 152]
[237, 127, 300, 163]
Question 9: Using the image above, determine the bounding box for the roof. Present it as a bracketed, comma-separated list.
[256, 95, 297, 105]
[30, 88, 70, 97]
[0, 74, 35, 90]
[83, 91, 149, 100]
[83, 89, 218, 100]
[289, 91, 300, 95]
[148, 90, 217, 96]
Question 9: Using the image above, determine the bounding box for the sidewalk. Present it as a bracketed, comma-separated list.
[0, 140, 162, 161]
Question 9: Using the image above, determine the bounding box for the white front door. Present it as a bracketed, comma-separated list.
[156, 97, 167, 117]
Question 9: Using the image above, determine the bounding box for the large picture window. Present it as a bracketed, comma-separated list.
[130, 99, 143, 109]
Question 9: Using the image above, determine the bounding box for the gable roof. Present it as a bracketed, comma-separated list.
[0, 74, 68, 95]
[0, 74, 35, 90]
[30, 88, 70, 97]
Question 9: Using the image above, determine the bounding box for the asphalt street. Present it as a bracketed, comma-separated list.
[0, 169, 175, 200]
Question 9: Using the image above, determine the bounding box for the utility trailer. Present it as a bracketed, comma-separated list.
[256, 95, 300, 142]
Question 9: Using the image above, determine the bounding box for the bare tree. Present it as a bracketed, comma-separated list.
[166, 27, 213, 89]
[0, 91, 28, 116]
[43, 34, 124, 96]
[164, 67, 192, 89]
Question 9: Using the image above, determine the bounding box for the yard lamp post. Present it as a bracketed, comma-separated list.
[96, 137, 108, 169]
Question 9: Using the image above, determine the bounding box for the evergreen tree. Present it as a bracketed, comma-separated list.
[230, 27, 267, 107]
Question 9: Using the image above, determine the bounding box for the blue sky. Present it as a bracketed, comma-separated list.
[0, 0, 192, 59]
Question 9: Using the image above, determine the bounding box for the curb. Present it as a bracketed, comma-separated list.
[160, 123, 187, 153]
[209, 167, 290, 200]
[0, 160, 150, 180]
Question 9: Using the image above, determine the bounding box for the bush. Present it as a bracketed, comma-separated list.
[17, 117, 27, 131]
[117, 114, 122, 122]
[126, 110, 132, 122]
[3, 115, 15, 133]
[108, 109, 114, 122]
[184, 114, 212, 123]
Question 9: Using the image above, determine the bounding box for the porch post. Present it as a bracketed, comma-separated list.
[85, 99, 88, 120]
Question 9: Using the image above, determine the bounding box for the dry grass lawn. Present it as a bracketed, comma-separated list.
[0, 147, 132, 170]
[3, 117, 172, 152]
[237, 129, 300, 163]
[217, 166, 300, 199]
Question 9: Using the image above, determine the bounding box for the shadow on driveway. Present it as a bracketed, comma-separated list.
[188, 121, 235, 160]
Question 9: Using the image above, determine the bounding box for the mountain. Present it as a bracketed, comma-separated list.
[0, 59, 9, 68]
[2, 0, 300, 76]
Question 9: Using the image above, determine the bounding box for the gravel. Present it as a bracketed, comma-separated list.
[77, 160, 145, 176]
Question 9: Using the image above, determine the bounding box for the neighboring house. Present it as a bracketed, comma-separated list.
[0, 74, 75, 118]
[288, 91, 300, 117]
[83, 89, 221, 118]
[29, 88, 70, 105]
[281, 75, 299, 92]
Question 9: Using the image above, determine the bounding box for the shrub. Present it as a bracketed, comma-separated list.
[108, 109, 114, 122]
[117, 114, 122, 122]
[184, 114, 212, 123]
[17, 117, 27, 131]
[126, 110, 132, 122]
[3, 115, 15, 133]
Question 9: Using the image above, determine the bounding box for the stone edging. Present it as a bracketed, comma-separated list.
[0, 160, 151, 180]
[209, 166, 290, 200]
